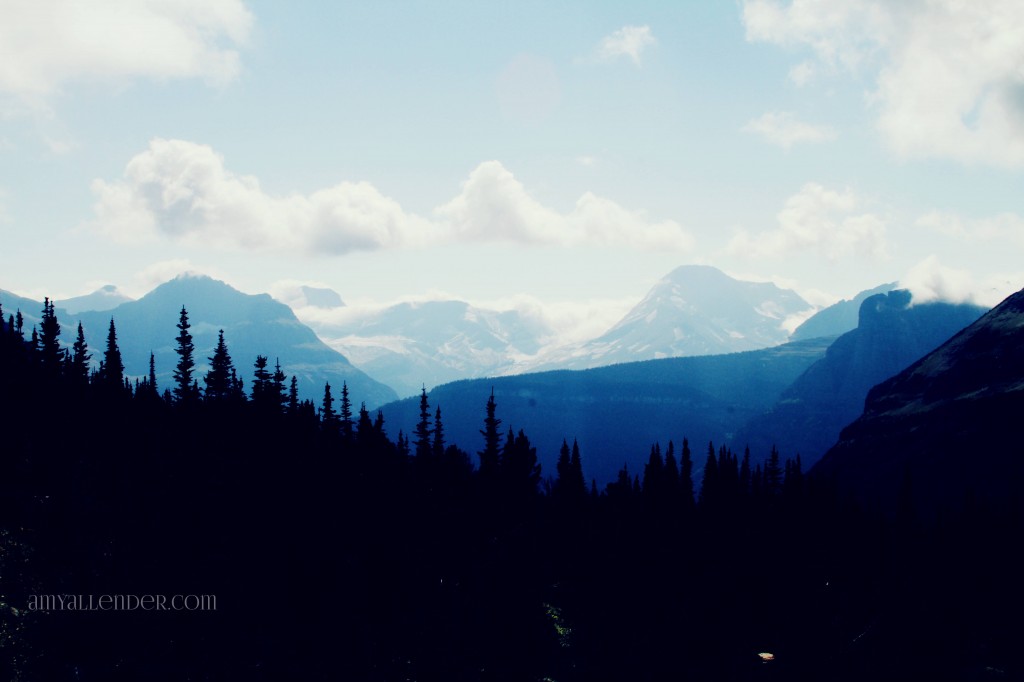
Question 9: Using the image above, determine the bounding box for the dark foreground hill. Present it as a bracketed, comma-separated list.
[380, 336, 834, 484]
[815, 286, 1024, 517]
[738, 290, 986, 468]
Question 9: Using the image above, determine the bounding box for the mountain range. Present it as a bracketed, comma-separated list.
[300, 265, 817, 396]
[309, 300, 551, 398]
[2, 276, 397, 409]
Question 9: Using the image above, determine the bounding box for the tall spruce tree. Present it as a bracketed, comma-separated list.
[38, 298, 62, 373]
[414, 387, 433, 460]
[70, 322, 90, 385]
[432, 406, 445, 460]
[100, 318, 124, 391]
[477, 389, 502, 478]
[172, 306, 198, 403]
[321, 382, 338, 432]
[339, 381, 353, 441]
[251, 355, 272, 407]
[203, 329, 236, 402]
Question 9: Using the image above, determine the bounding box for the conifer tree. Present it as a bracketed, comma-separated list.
[251, 355, 272, 407]
[38, 298, 62, 373]
[764, 445, 783, 497]
[501, 428, 541, 498]
[288, 376, 299, 414]
[739, 446, 752, 495]
[569, 439, 586, 496]
[320, 381, 338, 432]
[643, 442, 665, 496]
[477, 389, 502, 478]
[432, 406, 445, 460]
[555, 439, 572, 497]
[414, 387, 433, 460]
[203, 329, 236, 402]
[148, 352, 158, 395]
[664, 440, 681, 498]
[172, 306, 198, 403]
[339, 381, 353, 441]
[272, 359, 288, 412]
[680, 438, 695, 509]
[100, 318, 124, 391]
[70, 322, 90, 385]
[698, 441, 719, 509]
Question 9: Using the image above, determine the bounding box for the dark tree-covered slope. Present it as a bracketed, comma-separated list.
[738, 290, 986, 468]
[380, 336, 833, 484]
[815, 286, 1024, 516]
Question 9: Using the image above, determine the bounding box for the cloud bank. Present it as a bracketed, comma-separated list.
[742, 0, 1024, 166]
[91, 138, 695, 255]
[0, 0, 252, 109]
[728, 182, 888, 262]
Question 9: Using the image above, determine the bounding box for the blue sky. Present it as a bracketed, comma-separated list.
[2, 0, 1023, 337]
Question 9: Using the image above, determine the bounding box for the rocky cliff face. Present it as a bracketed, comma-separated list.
[813, 287, 1024, 516]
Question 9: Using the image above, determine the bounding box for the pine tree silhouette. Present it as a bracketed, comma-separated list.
[203, 329, 236, 402]
[478, 389, 502, 478]
[172, 306, 198, 404]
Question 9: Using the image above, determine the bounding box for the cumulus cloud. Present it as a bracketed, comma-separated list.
[0, 0, 252, 108]
[594, 25, 658, 66]
[741, 111, 837, 147]
[92, 139, 695, 255]
[728, 182, 888, 262]
[900, 256, 1023, 308]
[742, 0, 1024, 166]
[436, 161, 693, 250]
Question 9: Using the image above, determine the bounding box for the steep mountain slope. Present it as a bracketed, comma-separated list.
[738, 290, 987, 468]
[789, 282, 896, 341]
[378, 336, 833, 485]
[71, 275, 397, 408]
[528, 265, 811, 371]
[310, 300, 552, 397]
[814, 286, 1024, 515]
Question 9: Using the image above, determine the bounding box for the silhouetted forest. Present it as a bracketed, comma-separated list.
[1, 300, 1022, 681]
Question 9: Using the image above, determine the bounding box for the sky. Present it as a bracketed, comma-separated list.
[2, 0, 1024, 340]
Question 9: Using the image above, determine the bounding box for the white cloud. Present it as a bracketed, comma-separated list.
[741, 111, 837, 147]
[728, 182, 888, 262]
[594, 25, 657, 66]
[900, 256, 1023, 308]
[92, 139, 695, 255]
[0, 0, 252, 107]
[742, 0, 1024, 166]
[437, 161, 693, 251]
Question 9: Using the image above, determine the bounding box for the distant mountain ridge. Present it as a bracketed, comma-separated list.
[789, 282, 897, 341]
[311, 300, 551, 397]
[64, 276, 397, 408]
[737, 289, 987, 468]
[814, 286, 1024, 516]
[523, 265, 812, 371]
